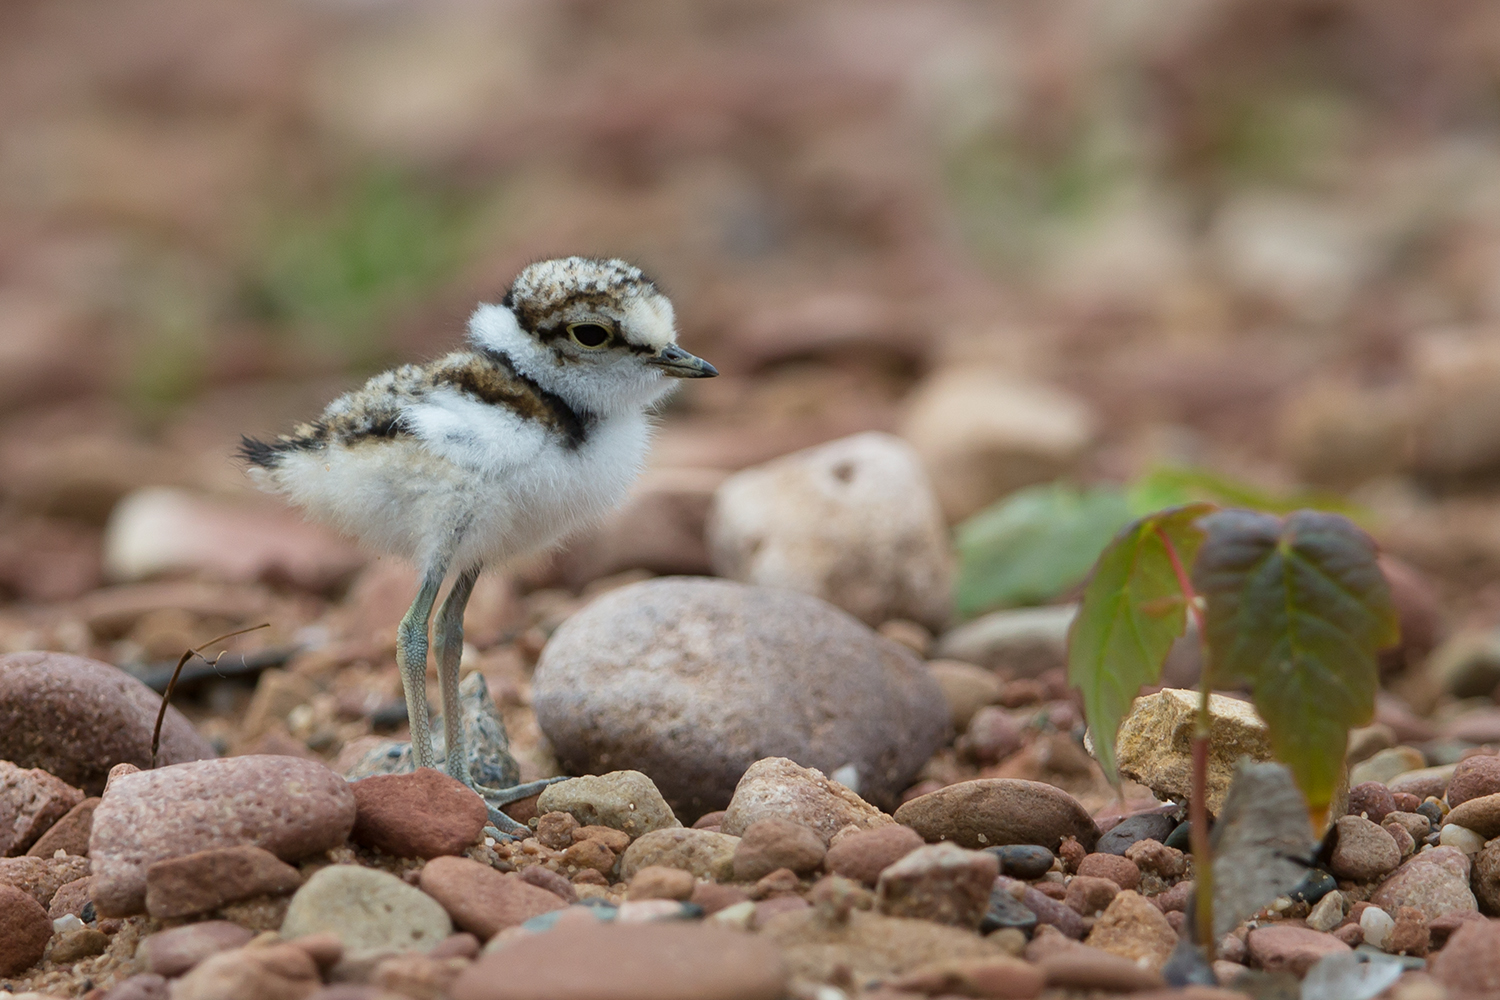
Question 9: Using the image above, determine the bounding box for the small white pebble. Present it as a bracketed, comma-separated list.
[484, 837, 496, 848]
[710, 900, 756, 930]
[1270, 896, 1293, 912]
[53, 849, 67, 859]
[813, 988, 848, 1000]
[53, 914, 83, 934]
[1439, 824, 1487, 855]
[1361, 906, 1395, 951]
[1306, 890, 1345, 932]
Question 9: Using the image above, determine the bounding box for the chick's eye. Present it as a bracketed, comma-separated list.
[568, 323, 612, 349]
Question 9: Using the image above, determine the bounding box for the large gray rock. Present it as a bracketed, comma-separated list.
[0, 652, 215, 795]
[534, 578, 950, 818]
[706, 432, 952, 630]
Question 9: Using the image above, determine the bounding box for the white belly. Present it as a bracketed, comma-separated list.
[262, 411, 653, 571]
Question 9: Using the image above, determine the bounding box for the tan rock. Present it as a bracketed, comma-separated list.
[618, 828, 741, 883]
[1084, 890, 1177, 969]
[927, 660, 1003, 731]
[721, 757, 894, 844]
[1113, 689, 1272, 814]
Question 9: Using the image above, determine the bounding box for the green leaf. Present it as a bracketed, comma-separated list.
[1192, 509, 1400, 816]
[1127, 466, 1370, 525]
[1067, 503, 1215, 782]
[955, 483, 1132, 617]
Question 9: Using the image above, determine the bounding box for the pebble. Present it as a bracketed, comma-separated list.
[1075, 852, 1140, 890]
[899, 369, 1096, 523]
[171, 941, 321, 1000]
[1428, 919, 1500, 995]
[535, 811, 579, 850]
[282, 865, 453, 959]
[1330, 816, 1402, 882]
[1382, 819, 1416, 857]
[1307, 890, 1345, 931]
[958, 707, 1026, 765]
[47, 875, 92, 918]
[731, 819, 826, 881]
[1149, 880, 1192, 913]
[450, 921, 788, 1000]
[1384, 811, 1431, 842]
[91, 755, 356, 916]
[1065, 875, 1119, 915]
[1473, 840, 1500, 912]
[721, 757, 893, 843]
[535, 771, 681, 839]
[534, 578, 949, 815]
[1246, 925, 1352, 976]
[1361, 906, 1395, 949]
[350, 769, 488, 858]
[144, 844, 302, 919]
[928, 660, 1004, 731]
[824, 825, 925, 885]
[985, 844, 1055, 880]
[141, 921, 255, 977]
[617, 827, 740, 882]
[419, 856, 568, 939]
[1438, 823, 1487, 855]
[51, 926, 109, 962]
[1446, 754, 1500, 807]
[1035, 943, 1165, 992]
[749, 896, 808, 928]
[99, 973, 170, 1000]
[691, 881, 750, 915]
[517, 865, 577, 903]
[980, 884, 1039, 934]
[875, 842, 998, 928]
[1388, 905, 1429, 956]
[1124, 839, 1187, 878]
[705, 431, 953, 630]
[1013, 880, 1086, 938]
[1445, 791, 1500, 838]
[0, 854, 89, 908]
[1369, 846, 1477, 921]
[560, 838, 615, 874]
[627, 866, 696, 901]
[0, 761, 85, 856]
[1113, 689, 1271, 814]
[0, 652, 215, 795]
[1388, 765, 1455, 802]
[1346, 781, 1397, 823]
[1084, 890, 1177, 969]
[933, 605, 1073, 678]
[886, 955, 1046, 999]
[893, 778, 1099, 852]
[0, 883, 50, 976]
[1349, 747, 1425, 788]
[1095, 812, 1177, 855]
[1416, 798, 1446, 827]
[24, 796, 99, 859]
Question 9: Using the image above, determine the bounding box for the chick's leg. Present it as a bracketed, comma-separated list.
[433, 564, 479, 786]
[397, 561, 447, 771]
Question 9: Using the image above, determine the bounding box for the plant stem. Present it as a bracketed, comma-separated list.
[1156, 525, 1215, 956]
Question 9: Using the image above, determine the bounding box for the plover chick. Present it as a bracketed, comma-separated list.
[240, 257, 716, 833]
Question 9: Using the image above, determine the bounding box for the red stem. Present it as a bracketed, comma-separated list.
[1155, 525, 1215, 956]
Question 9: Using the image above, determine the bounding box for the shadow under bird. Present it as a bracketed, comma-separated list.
[240, 256, 716, 835]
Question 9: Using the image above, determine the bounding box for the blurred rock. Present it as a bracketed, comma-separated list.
[0, 883, 50, 977]
[552, 467, 726, 587]
[933, 605, 1074, 678]
[0, 651, 214, 795]
[1377, 556, 1441, 677]
[534, 579, 949, 817]
[0, 762, 84, 856]
[617, 827, 741, 883]
[1407, 329, 1500, 477]
[894, 778, 1099, 852]
[707, 432, 951, 630]
[1279, 378, 1412, 488]
[1370, 846, 1477, 921]
[1085, 890, 1177, 969]
[536, 771, 681, 839]
[104, 487, 363, 591]
[1424, 626, 1500, 699]
[172, 940, 321, 1000]
[899, 369, 1096, 523]
[145, 844, 302, 919]
[26, 796, 98, 858]
[876, 842, 998, 928]
[1113, 688, 1271, 814]
[284, 865, 452, 959]
[0, 293, 104, 413]
[926, 659, 1002, 731]
[0, 515, 103, 602]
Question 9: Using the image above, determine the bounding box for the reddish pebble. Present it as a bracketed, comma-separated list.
[0, 883, 49, 976]
[627, 865, 696, 902]
[0, 762, 85, 856]
[25, 796, 100, 858]
[140, 920, 255, 977]
[1064, 875, 1119, 915]
[751, 895, 810, 929]
[1075, 852, 1140, 890]
[823, 825, 924, 885]
[1058, 837, 1086, 872]
[535, 812, 579, 850]
[1447, 755, 1500, 808]
[351, 769, 487, 859]
[693, 810, 727, 830]
[690, 880, 750, 915]
[518, 864, 578, 902]
[429, 933, 482, 960]
[47, 875, 93, 918]
[1247, 925, 1351, 976]
[732, 819, 826, 881]
[1392, 792, 1421, 812]
[1346, 781, 1396, 823]
[418, 856, 567, 939]
[1429, 920, 1500, 994]
[145, 844, 302, 918]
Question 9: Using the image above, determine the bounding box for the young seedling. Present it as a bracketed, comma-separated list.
[1067, 506, 1398, 953]
[151, 623, 269, 767]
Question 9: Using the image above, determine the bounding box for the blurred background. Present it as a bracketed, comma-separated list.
[4, 0, 1500, 781]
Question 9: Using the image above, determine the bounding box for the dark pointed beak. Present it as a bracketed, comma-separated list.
[646, 344, 718, 378]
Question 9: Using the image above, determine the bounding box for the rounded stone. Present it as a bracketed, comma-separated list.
[351, 769, 487, 859]
[1447, 755, 1500, 807]
[618, 828, 740, 883]
[706, 431, 953, 630]
[1084, 890, 1177, 969]
[418, 856, 568, 939]
[282, 865, 452, 960]
[893, 779, 1099, 852]
[141, 921, 256, 977]
[721, 757, 893, 843]
[731, 819, 826, 881]
[451, 919, 788, 1000]
[1245, 925, 1351, 977]
[534, 578, 949, 817]
[1445, 792, 1500, 839]
[1329, 816, 1402, 882]
[1094, 812, 1176, 856]
[145, 844, 303, 919]
[985, 844, 1055, 880]
[1428, 920, 1500, 994]
[1346, 781, 1397, 823]
[0, 651, 214, 795]
[0, 883, 49, 976]
[90, 755, 357, 916]
[1370, 847, 1478, 921]
[825, 825, 925, 885]
[1075, 853, 1141, 891]
[535, 771, 680, 839]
